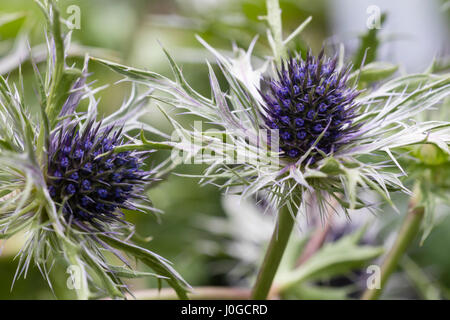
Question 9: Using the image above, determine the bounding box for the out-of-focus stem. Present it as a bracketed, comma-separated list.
[401, 255, 440, 300]
[120, 287, 252, 300]
[251, 205, 297, 299]
[361, 184, 424, 300]
[296, 207, 334, 266]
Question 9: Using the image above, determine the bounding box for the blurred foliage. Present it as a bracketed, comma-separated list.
[0, 0, 449, 299]
[352, 13, 386, 69]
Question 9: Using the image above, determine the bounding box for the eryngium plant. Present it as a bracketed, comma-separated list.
[0, 1, 189, 299]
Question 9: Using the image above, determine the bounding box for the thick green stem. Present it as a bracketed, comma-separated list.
[361, 186, 424, 300]
[251, 205, 297, 299]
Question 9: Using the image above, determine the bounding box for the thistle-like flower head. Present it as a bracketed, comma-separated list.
[47, 122, 149, 230]
[261, 51, 360, 161]
[118, 34, 449, 218]
[0, 1, 191, 299]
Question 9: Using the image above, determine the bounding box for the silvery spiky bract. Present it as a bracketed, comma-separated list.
[261, 51, 360, 161]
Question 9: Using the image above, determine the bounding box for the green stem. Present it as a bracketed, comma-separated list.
[251, 205, 297, 299]
[119, 287, 251, 300]
[266, 0, 285, 63]
[401, 255, 440, 300]
[45, 2, 65, 124]
[361, 185, 424, 300]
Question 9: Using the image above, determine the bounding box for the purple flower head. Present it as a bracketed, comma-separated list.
[262, 50, 361, 161]
[46, 121, 151, 230]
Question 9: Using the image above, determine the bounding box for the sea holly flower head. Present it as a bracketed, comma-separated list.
[46, 121, 150, 231]
[261, 51, 361, 162]
[0, 1, 189, 300]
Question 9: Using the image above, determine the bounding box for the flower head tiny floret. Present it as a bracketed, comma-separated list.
[46, 121, 150, 230]
[261, 51, 361, 162]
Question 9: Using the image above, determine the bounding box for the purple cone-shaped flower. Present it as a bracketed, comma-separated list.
[46, 121, 151, 230]
[261, 50, 361, 162]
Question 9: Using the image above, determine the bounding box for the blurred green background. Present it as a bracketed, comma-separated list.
[0, 0, 449, 299]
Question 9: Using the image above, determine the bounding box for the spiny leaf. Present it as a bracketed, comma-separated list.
[277, 228, 384, 291]
[98, 234, 191, 300]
